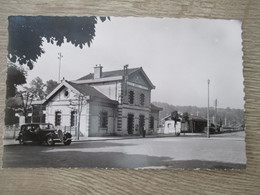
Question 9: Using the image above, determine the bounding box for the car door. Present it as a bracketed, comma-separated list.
[22, 125, 31, 141]
[30, 124, 39, 141]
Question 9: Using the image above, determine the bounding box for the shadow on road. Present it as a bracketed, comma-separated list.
[3, 144, 246, 169]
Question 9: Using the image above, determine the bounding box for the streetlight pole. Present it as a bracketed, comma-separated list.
[76, 95, 86, 140]
[77, 96, 81, 140]
[207, 79, 210, 138]
[68, 95, 86, 140]
[58, 52, 63, 82]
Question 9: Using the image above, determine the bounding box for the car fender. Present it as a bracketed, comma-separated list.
[46, 132, 55, 138]
[16, 132, 23, 141]
[16, 134, 22, 141]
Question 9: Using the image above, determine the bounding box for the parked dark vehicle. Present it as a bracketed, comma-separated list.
[16, 123, 72, 146]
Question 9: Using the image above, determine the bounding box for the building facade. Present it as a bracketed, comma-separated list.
[43, 65, 162, 137]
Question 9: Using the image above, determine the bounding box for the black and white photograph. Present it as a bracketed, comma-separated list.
[3, 16, 246, 169]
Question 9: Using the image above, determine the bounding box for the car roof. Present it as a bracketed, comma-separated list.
[21, 123, 53, 126]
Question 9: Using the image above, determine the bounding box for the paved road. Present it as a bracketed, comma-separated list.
[3, 132, 246, 169]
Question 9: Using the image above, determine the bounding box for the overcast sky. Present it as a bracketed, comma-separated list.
[25, 17, 244, 109]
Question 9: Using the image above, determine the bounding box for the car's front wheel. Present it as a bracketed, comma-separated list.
[46, 136, 54, 146]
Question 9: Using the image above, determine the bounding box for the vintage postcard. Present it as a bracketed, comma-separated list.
[3, 16, 246, 169]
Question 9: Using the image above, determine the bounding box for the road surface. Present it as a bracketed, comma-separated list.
[3, 132, 246, 169]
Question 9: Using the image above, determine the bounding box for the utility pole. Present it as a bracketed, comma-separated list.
[58, 52, 63, 82]
[76, 95, 86, 140]
[215, 99, 218, 126]
[77, 96, 81, 140]
[207, 79, 210, 138]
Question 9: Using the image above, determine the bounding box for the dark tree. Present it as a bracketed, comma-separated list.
[8, 16, 110, 69]
[182, 112, 189, 122]
[171, 110, 180, 135]
[46, 80, 59, 96]
[171, 111, 179, 122]
[5, 62, 27, 125]
[6, 62, 27, 98]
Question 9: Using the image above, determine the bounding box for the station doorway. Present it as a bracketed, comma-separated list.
[127, 114, 134, 135]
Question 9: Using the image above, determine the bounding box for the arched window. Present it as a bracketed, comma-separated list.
[140, 94, 145, 106]
[55, 111, 61, 126]
[128, 91, 134, 104]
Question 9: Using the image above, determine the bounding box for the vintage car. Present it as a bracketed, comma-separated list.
[16, 123, 72, 146]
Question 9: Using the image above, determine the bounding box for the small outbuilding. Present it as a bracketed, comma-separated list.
[161, 114, 181, 135]
[181, 115, 207, 133]
[162, 114, 208, 134]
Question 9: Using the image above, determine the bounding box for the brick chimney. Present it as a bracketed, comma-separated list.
[124, 64, 128, 76]
[94, 64, 103, 79]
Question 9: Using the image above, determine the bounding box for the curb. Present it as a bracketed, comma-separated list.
[71, 133, 206, 142]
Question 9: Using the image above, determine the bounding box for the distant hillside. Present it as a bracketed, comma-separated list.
[152, 101, 244, 127]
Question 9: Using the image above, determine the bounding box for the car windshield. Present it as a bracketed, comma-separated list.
[39, 124, 55, 130]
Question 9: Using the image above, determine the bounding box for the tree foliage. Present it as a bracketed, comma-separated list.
[153, 101, 244, 127]
[46, 80, 59, 96]
[15, 91, 34, 119]
[182, 112, 189, 122]
[6, 62, 27, 98]
[171, 110, 179, 121]
[24, 77, 46, 100]
[8, 16, 110, 69]
[5, 62, 27, 125]
[23, 78, 60, 100]
[5, 90, 34, 119]
[5, 96, 22, 110]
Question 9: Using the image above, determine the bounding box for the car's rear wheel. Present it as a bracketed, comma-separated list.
[46, 137, 54, 146]
[64, 140, 71, 146]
